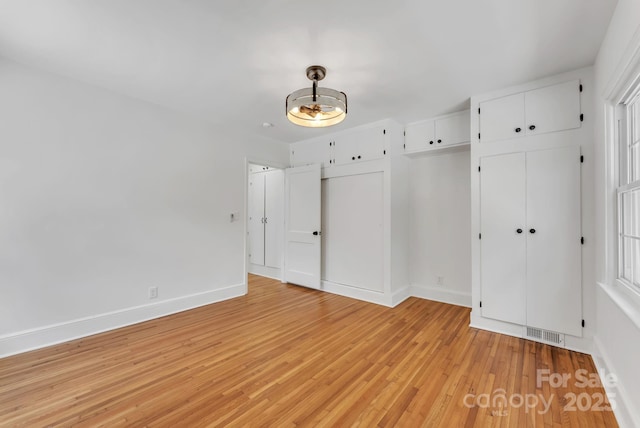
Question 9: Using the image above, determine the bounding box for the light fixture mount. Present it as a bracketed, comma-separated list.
[286, 65, 347, 128]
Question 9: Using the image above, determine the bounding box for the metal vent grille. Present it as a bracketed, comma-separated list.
[524, 326, 564, 347]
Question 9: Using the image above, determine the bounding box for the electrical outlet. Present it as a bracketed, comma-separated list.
[149, 286, 158, 299]
[436, 276, 444, 286]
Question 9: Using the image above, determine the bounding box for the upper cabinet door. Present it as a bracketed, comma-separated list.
[356, 126, 387, 161]
[434, 111, 470, 147]
[525, 80, 581, 136]
[479, 93, 525, 143]
[334, 126, 386, 165]
[404, 120, 435, 152]
[290, 138, 332, 168]
[333, 131, 358, 165]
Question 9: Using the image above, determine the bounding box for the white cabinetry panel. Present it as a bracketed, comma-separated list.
[405, 120, 434, 152]
[248, 172, 266, 265]
[291, 139, 332, 168]
[264, 170, 284, 269]
[480, 153, 526, 325]
[479, 147, 582, 336]
[525, 80, 581, 136]
[334, 126, 386, 165]
[479, 80, 581, 143]
[479, 93, 525, 143]
[404, 110, 470, 155]
[435, 112, 470, 147]
[322, 172, 384, 292]
[525, 146, 582, 336]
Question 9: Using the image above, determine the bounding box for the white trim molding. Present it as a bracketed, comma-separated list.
[0, 283, 245, 358]
[410, 284, 472, 308]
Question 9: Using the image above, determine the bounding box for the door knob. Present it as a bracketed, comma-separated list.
[516, 228, 523, 234]
[437, 139, 442, 143]
[515, 127, 521, 133]
[529, 228, 536, 234]
[529, 125, 536, 130]
[313, 231, 321, 236]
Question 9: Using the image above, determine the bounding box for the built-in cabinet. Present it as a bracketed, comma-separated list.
[478, 79, 582, 143]
[404, 110, 470, 154]
[248, 168, 284, 276]
[480, 147, 582, 337]
[470, 69, 592, 350]
[290, 125, 388, 168]
[287, 120, 409, 306]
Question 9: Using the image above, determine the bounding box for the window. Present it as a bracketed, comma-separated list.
[618, 85, 640, 292]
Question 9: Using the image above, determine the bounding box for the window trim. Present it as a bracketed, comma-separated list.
[615, 80, 640, 295]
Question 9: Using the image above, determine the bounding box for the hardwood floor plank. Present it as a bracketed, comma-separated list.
[0, 275, 618, 427]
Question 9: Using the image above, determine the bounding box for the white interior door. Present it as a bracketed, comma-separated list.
[480, 152, 527, 325]
[264, 170, 284, 269]
[525, 146, 582, 336]
[248, 171, 265, 266]
[284, 163, 321, 289]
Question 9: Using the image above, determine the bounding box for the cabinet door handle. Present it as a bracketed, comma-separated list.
[357, 155, 361, 159]
[264, 217, 267, 224]
[516, 228, 523, 234]
[313, 231, 321, 236]
[529, 228, 536, 234]
[437, 139, 442, 143]
[429, 140, 434, 145]
[352, 156, 355, 160]
[515, 127, 521, 133]
[529, 125, 536, 131]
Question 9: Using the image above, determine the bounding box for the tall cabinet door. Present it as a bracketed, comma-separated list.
[248, 172, 265, 266]
[526, 146, 582, 336]
[480, 152, 527, 324]
[264, 170, 284, 269]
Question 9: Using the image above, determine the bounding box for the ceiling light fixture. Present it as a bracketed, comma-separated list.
[286, 65, 347, 128]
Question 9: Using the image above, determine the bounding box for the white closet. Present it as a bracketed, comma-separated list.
[479, 147, 582, 336]
[248, 167, 284, 277]
[471, 68, 590, 349]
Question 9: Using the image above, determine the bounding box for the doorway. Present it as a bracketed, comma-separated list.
[246, 162, 284, 280]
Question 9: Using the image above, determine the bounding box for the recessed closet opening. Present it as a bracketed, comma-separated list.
[246, 162, 285, 281]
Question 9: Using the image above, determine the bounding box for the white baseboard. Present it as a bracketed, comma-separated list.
[592, 336, 639, 428]
[248, 264, 281, 281]
[391, 286, 412, 307]
[320, 280, 391, 307]
[0, 283, 245, 358]
[410, 284, 472, 308]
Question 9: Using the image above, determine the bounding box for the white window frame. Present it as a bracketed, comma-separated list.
[616, 82, 640, 294]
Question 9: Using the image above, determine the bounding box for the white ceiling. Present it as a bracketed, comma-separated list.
[0, 0, 617, 143]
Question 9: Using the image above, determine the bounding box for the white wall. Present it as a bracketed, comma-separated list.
[0, 59, 289, 356]
[593, 0, 640, 426]
[408, 151, 471, 307]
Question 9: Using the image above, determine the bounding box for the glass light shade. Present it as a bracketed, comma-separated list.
[286, 87, 347, 128]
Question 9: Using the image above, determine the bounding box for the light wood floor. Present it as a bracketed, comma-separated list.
[0, 275, 618, 427]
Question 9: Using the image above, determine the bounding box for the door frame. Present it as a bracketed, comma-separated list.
[244, 157, 289, 292]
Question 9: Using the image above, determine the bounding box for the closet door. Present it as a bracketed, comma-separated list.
[322, 172, 384, 292]
[248, 172, 265, 266]
[284, 164, 322, 289]
[526, 146, 582, 336]
[480, 152, 527, 324]
[264, 170, 284, 269]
